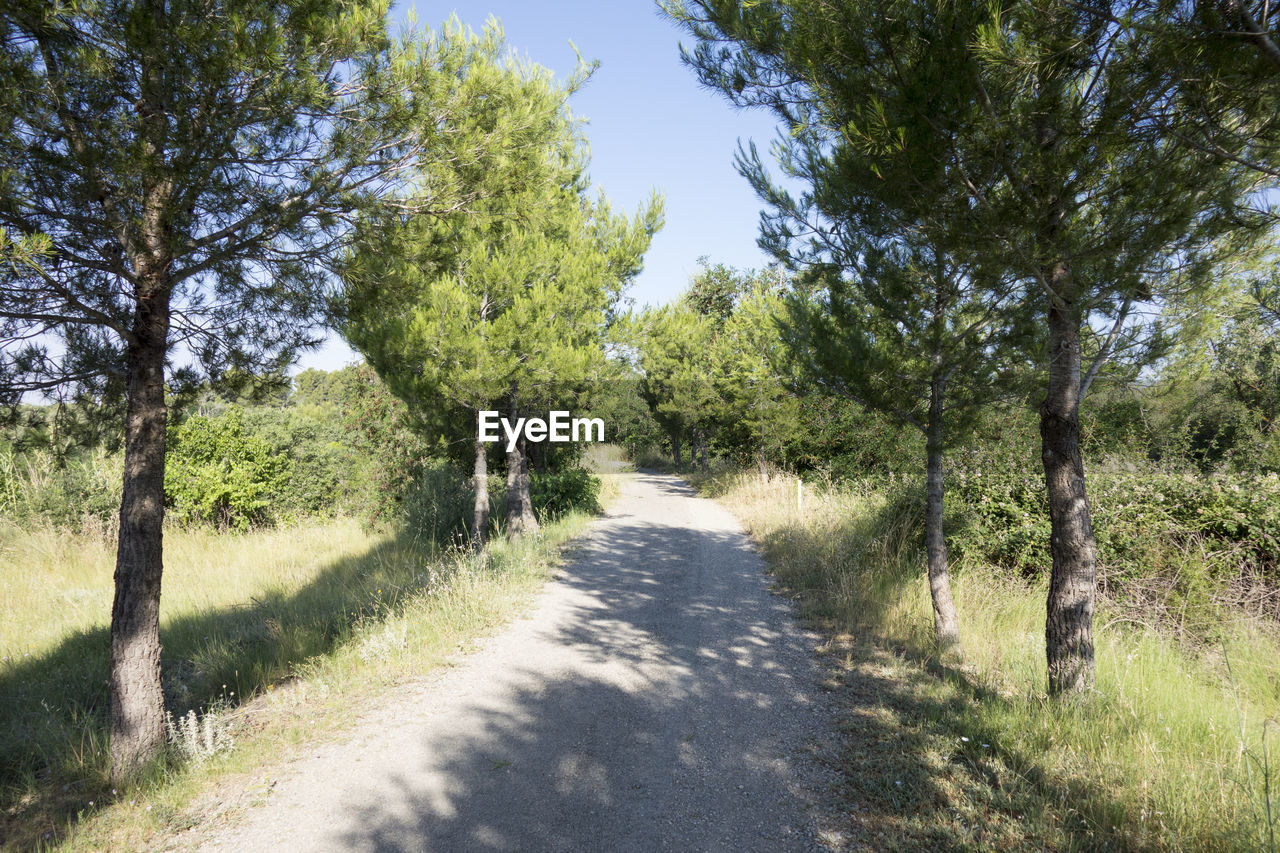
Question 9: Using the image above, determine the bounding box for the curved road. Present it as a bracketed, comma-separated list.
[199, 471, 842, 852]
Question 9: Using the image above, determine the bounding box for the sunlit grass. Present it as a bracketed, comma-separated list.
[706, 468, 1280, 851]
[0, 494, 606, 851]
[0, 518, 371, 663]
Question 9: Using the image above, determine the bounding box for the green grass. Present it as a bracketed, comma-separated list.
[0, 463, 622, 851]
[699, 468, 1280, 851]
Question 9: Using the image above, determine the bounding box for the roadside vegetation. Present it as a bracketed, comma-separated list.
[0, 373, 616, 850]
[696, 464, 1279, 850]
[6, 0, 1280, 849]
[615, 254, 1280, 848]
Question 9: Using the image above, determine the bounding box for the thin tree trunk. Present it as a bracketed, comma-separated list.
[698, 430, 709, 473]
[472, 437, 489, 551]
[505, 432, 539, 537]
[518, 436, 538, 533]
[109, 290, 170, 781]
[1041, 277, 1098, 695]
[925, 374, 961, 655]
[670, 430, 682, 468]
[530, 436, 547, 474]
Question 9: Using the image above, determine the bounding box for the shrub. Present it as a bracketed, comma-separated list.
[0, 445, 121, 530]
[165, 408, 290, 530]
[530, 467, 601, 520]
[400, 459, 472, 545]
[945, 428, 1280, 630]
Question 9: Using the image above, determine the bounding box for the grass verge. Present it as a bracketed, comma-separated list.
[1, 464, 625, 851]
[697, 468, 1280, 851]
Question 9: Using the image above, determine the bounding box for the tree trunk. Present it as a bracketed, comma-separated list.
[698, 430, 709, 473]
[518, 436, 538, 533]
[1041, 279, 1098, 695]
[925, 374, 961, 655]
[670, 430, 682, 468]
[505, 432, 539, 537]
[109, 291, 170, 781]
[472, 438, 489, 551]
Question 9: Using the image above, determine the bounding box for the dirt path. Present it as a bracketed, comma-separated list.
[195, 471, 845, 852]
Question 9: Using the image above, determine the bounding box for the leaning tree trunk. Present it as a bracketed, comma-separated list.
[925, 374, 961, 654]
[1041, 279, 1099, 695]
[505, 432, 539, 537]
[109, 286, 171, 781]
[472, 437, 489, 551]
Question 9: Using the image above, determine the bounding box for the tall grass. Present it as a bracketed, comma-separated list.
[705, 468, 1280, 851]
[0, 502, 601, 850]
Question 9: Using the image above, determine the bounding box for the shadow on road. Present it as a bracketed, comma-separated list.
[333, 476, 833, 852]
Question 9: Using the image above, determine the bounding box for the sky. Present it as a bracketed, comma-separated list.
[295, 0, 788, 372]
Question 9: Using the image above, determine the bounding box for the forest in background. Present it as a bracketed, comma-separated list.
[1, 364, 602, 541]
[620, 258, 1280, 643]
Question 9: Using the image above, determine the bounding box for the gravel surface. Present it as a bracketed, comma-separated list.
[196, 471, 846, 852]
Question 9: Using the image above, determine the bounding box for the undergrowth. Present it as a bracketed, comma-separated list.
[0, 461, 619, 851]
[699, 468, 1280, 851]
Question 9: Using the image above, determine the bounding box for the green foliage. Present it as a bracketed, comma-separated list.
[789, 395, 919, 480]
[634, 261, 802, 470]
[0, 444, 121, 530]
[164, 409, 290, 530]
[530, 467, 601, 520]
[398, 459, 472, 546]
[332, 365, 440, 529]
[944, 409, 1280, 629]
[242, 404, 350, 518]
[341, 25, 662, 461]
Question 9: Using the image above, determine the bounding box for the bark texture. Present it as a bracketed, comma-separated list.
[670, 430, 682, 468]
[505, 433, 539, 537]
[925, 376, 961, 654]
[109, 287, 170, 780]
[1041, 281, 1098, 694]
[472, 438, 489, 550]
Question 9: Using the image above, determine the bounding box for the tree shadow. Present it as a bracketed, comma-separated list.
[1, 470, 1145, 850]
[224, 485, 844, 851]
[739, 477, 1151, 850]
[0, 521, 487, 847]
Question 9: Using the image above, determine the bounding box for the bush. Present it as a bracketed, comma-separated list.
[945, 425, 1280, 630]
[530, 467, 600, 520]
[243, 404, 353, 518]
[401, 459, 472, 545]
[165, 408, 291, 530]
[0, 445, 121, 531]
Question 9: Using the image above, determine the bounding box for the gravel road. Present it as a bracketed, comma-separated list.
[197, 471, 844, 852]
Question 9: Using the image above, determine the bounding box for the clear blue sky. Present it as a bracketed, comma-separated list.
[296, 0, 785, 372]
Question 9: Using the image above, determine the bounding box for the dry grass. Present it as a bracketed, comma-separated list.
[702, 468, 1280, 852]
[1, 491, 608, 850]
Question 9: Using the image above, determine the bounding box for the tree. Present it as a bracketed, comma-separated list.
[0, 1, 498, 777]
[666, 0, 1266, 691]
[637, 301, 717, 468]
[783, 244, 1031, 653]
[342, 34, 661, 545]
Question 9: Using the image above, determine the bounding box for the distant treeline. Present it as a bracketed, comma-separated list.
[0, 365, 598, 540]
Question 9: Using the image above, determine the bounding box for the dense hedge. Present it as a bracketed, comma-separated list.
[940, 429, 1280, 627]
[531, 467, 601, 519]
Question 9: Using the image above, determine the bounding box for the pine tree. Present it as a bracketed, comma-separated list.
[341, 33, 661, 543]
[0, 1, 508, 776]
[665, 0, 1266, 689]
